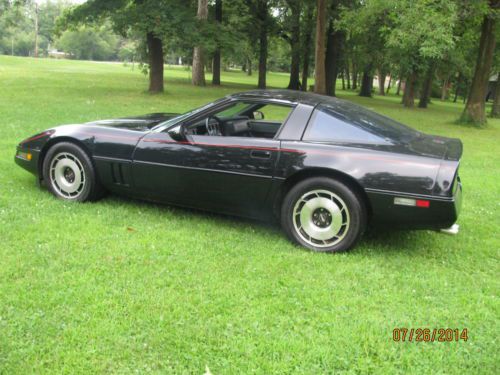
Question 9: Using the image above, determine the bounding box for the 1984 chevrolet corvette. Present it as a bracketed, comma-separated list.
[15, 90, 462, 252]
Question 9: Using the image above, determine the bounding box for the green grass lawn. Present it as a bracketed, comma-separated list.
[0, 56, 498, 374]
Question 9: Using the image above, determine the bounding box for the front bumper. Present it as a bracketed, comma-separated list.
[14, 146, 40, 176]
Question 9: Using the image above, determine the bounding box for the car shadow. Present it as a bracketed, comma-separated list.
[104, 194, 283, 234]
[358, 226, 436, 256]
[104, 194, 428, 255]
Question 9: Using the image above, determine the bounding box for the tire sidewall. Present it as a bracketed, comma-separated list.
[43, 142, 95, 202]
[281, 177, 366, 253]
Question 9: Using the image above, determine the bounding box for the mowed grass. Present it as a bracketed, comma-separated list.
[0, 55, 498, 374]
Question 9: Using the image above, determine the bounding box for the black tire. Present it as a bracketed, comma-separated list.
[42, 142, 105, 202]
[281, 177, 366, 253]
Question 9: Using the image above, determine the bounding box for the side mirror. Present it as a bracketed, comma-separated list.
[253, 111, 265, 120]
[168, 124, 187, 142]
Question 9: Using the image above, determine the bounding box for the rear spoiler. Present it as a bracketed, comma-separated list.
[443, 138, 463, 161]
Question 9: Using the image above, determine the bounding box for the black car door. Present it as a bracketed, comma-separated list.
[132, 131, 280, 218]
[131, 100, 296, 218]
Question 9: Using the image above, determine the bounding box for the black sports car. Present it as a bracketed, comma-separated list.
[15, 90, 462, 252]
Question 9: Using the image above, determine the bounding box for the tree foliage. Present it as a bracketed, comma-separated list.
[0, 0, 497, 124]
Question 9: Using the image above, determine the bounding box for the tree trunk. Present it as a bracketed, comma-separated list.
[258, 27, 267, 88]
[212, 0, 222, 85]
[386, 74, 392, 94]
[378, 69, 385, 95]
[314, 0, 327, 94]
[402, 71, 417, 107]
[257, 1, 268, 89]
[419, 64, 434, 108]
[461, 0, 497, 125]
[147, 32, 164, 93]
[301, 2, 314, 91]
[287, 1, 301, 90]
[247, 57, 252, 76]
[491, 76, 500, 117]
[192, 48, 206, 86]
[441, 76, 449, 100]
[192, 0, 209, 86]
[352, 63, 358, 90]
[325, 21, 343, 97]
[346, 64, 351, 89]
[453, 74, 461, 103]
[359, 65, 373, 97]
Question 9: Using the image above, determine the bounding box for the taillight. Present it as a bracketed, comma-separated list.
[394, 197, 430, 208]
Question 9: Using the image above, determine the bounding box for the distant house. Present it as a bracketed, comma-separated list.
[487, 73, 498, 101]
[48, 49, 71, 59]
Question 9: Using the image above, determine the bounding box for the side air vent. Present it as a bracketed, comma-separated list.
[110, 163, 129, 186]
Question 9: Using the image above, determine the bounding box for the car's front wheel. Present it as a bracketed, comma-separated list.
[42, 142, 104, 202]
[281, 177, 366, 253]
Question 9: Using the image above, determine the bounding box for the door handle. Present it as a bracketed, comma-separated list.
[250, 150, 271, 159]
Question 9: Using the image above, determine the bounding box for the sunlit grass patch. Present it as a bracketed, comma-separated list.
[0, 56, 498, 374]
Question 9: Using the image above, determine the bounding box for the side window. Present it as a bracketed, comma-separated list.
[246, 103, 294, 139]
[183, 100, 296, 139]
[303, 107, 385, 143]
[216, 102, 251, 118]
[256, 104, 293, 123]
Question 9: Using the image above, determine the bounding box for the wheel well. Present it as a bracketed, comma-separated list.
[38, 137, 93, 181]
[274, 168, 372, 220]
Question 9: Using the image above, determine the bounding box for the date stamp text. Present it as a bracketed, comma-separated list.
[393, 328, 468, 342]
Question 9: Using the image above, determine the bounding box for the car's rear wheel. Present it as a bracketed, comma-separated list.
[43, 142, 104, 202]
[281, 177, 366, 253]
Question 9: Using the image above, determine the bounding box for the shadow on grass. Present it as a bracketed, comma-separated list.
[13, 173, 432, 256]
[102, 194, 426, 255]
[22, 177, 424, 255]
[104, 194, 282, 233]
[359, 227, 426, 255]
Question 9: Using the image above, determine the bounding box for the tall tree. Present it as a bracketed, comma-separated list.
[386, 0, 457, 107]
[402, 71, 417, 107]
[359, 65, 373, 97]
[192, 0, 208, 86]
[244, 0, 271, 89]
[325, 0, 344, 96]
[300, 1, 315, 91]
[419, 62, 435, 108]
[338, 0, 392, 98]
[461, 0, 499, 125]
[60, 0, 191, 93]
[212, 0, 222, 85]
[285, 0, 301, 89]
[256, 0, 269, 89]
[377, 68, 386, 95]
[147, 32, 164, 92]
[314, 0, 327, 94]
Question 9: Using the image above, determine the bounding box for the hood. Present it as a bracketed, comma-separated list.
[85, 113, 180, 131]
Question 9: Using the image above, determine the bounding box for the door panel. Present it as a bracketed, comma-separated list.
[132, 132, 279, 218]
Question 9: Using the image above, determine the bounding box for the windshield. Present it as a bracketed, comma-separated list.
[152, 97, 227, 131]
